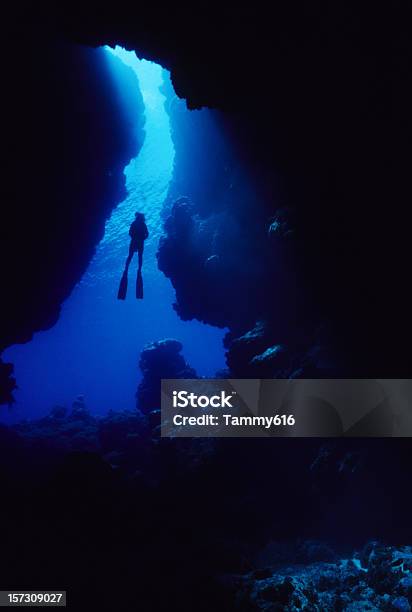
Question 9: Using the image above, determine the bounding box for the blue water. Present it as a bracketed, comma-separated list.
[2, 48, 226, 422]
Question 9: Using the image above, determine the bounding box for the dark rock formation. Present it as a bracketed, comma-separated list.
[235, 543, 412, 611]
[10, 400, 152, 471]
[6, 402, 412, 546]
[0, 22, 145, 404]
[158, 76, 323, 377]
[137, 339, 197, 414]
[0, 359, 16, 405]
[225, 322, 312, 378]
[157, 198, 252, 328]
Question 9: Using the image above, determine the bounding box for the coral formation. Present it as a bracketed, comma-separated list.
[235, 543, 412, 611]
[137, 339, 197, 415]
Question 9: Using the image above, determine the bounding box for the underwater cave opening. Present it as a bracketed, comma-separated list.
[1, 46, 227, 423]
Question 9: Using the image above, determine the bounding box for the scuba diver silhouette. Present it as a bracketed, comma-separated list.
[117, 212, 149, 300]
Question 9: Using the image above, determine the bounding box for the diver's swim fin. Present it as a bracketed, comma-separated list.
[117, 271, 128, 300]
[136, 270, 143, 299]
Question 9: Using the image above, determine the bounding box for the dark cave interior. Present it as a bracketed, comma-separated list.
[2, 3, 412, 389]
[1, 3, 412, 611]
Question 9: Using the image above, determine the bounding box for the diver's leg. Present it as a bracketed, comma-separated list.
[136, 244, 144, 298]
[125, 243, 134, 272]
[118, 245, 133, 300]
[137, 243, 144, 271]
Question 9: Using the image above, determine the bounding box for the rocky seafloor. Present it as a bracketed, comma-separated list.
[3, 402, 412, 611]
[230, 542, 412, 611]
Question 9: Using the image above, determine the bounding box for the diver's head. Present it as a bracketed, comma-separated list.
[135, 212, 145, 221]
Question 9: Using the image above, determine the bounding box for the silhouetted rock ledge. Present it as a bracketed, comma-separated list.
[137, 338, 197, 415]
[0, 36, 145, 405]
[0, 359, 16, 405]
